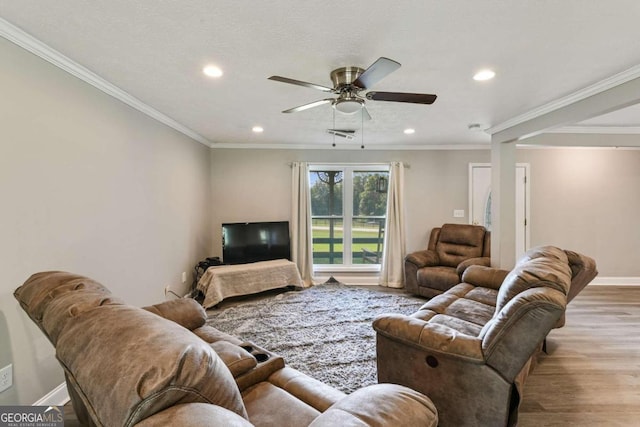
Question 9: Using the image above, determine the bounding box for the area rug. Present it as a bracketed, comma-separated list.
[205, 283, 426, 393]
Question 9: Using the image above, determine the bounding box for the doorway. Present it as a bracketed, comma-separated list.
[469, 163, 530, 260]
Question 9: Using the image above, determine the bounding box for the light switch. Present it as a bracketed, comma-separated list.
[453, 209, 465, 218]
[0, 364, 12, 393]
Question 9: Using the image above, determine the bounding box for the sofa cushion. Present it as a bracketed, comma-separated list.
[417, 266, 458, 292]
[309, 384, 438, 427]
[135, 403, 253, 427]
[56, 304, 248, 427]
[427, 314, 483, 336]
[413, 284, 496, 331]
[242, 382, 320, 426]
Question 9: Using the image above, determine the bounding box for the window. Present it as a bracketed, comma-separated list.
[309, 165, 389, 269]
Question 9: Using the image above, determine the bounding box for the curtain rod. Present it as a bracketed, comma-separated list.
[288, 162, 410, 168]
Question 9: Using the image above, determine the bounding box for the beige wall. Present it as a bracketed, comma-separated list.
[211, 144, 640, 277]
[0, 38, 212, 404]
[518, 136, 640, 276]
[210, 148, 491, 258]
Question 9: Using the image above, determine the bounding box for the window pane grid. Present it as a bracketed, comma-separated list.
[309, 167, 388, 267]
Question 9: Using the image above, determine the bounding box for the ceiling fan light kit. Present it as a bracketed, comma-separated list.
[334, 97, 364, 114]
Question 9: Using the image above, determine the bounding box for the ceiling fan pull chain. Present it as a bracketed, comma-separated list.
[332, 109, 336, 147]
[361, 107, 365, 149]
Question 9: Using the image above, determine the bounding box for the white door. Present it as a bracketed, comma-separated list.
[469, 164, 529, 260]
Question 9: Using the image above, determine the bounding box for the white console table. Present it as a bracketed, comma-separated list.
[196, 259, 304, 308]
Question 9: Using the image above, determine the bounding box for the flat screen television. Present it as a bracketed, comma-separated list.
[222, 221, 291, 265]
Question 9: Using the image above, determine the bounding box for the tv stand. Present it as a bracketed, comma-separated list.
[196, 259, 304, 308]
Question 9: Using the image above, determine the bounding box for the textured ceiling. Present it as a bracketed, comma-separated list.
[1, 1, 640, 148]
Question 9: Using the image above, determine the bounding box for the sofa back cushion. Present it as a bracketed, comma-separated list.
[15, 272, 248, 427]
[15, 272, 118, 347]
[494, 246, 571, 314]
[434, 224, 486, 268]
[14, 271, 111, 333]
[480, 286, 566, 381]
[58, 304, 247, 426]
[480, 246, 572, 379]
[42, 290, 124, 344]
[564, 249, 598, 303]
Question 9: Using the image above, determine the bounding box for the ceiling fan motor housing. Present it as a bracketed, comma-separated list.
[330, 67, 365, 91]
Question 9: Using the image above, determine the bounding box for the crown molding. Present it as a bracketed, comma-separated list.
[487, 64, 640, 135]
[546, 125, 640, 134]
[210, 142, 491, 150]
[0, 17, 212, 147]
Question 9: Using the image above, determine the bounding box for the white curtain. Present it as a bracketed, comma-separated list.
[379, 161, 406, 288]
[291, 162, 314, 286]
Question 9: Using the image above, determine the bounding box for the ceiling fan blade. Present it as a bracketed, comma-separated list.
[366, 91, 437, 104]
[353, 57, 401, 89]
[268, 76, 335, 93]
[282, 98, 334, 113]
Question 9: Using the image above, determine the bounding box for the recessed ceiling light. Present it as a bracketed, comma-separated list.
[473, 69, 495, 81]
[404, 128, 415, 135]
[252, 126, 264, 133]
[203, 65, 223, 78]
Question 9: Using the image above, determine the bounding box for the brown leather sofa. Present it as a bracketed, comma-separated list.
[374, 246, 597, 427]
[15, 271, 438, 427]
[405, 223, 491, 298]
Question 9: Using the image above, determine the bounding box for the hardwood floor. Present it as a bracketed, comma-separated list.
[518, 285, 640, 426]
[63, 285, 639, 426]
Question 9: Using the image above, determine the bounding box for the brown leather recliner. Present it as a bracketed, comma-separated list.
[405, 223, 490, 297]
[14, 271, 438, 427]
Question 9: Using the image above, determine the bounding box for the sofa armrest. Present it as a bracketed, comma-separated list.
[460, 265, 510, 290]
[142, 298, 207, 331]
[309, 384, 438, 427]
[373, 314, 484, 362]
[456, 256, 491, 276]
[268, 366, 346, 412]
[134, 403, 252, 427]
[405, 250, 439, 268]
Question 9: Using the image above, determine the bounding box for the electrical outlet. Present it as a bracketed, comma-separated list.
[164, 285, 170, 296]
[181, 271, 187, 284]
[0, 364, 13, 393]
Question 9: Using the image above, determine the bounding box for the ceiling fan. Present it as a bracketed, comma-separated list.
[268, 57, 437, 119]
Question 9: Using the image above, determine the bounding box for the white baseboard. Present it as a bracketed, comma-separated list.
[318, 276, 640, 286]
[591, 277, 640, 286]
[33, 382, 69, 406]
